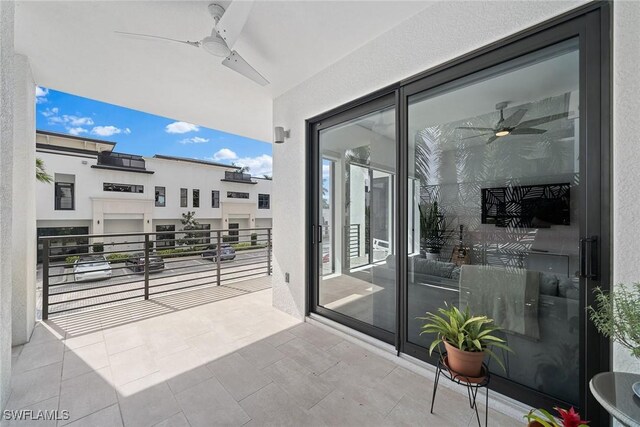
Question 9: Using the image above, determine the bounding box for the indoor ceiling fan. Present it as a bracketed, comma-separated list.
[457, 101, 569, 145]
[115, 2, 268, 86]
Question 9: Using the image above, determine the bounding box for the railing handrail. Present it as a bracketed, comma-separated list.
[38, 227, 272, 241]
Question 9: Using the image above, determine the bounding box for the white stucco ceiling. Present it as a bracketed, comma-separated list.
[15, 0, 432, 142]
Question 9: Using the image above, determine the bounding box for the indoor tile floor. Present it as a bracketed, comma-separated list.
[7, 281, 519, 426]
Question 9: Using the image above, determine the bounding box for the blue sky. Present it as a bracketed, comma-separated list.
[35, 87, 273, 176]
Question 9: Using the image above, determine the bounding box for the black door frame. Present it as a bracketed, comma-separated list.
[306, 2, 610, 421]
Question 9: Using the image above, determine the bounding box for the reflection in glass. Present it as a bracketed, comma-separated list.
[407, 39, 580, 404]
[319, 106, 396, 333]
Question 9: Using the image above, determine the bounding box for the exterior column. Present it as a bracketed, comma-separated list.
[0, 0, 15, 410]
[11, 54, 36, 346]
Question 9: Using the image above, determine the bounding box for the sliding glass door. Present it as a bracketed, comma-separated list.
[311, 95, 397, 342]
[309, 4, 608, 418]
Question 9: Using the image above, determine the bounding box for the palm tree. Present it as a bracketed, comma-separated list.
[36, 158, 53, 183]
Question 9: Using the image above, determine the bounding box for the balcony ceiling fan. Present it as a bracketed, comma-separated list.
[458, 101, 569, 145]
[115, 1, 268, 86]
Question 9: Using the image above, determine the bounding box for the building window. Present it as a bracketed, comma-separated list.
[258, 194, 270, 209]
[212, 190, 220, 208]
[156, 225, 175, 248]
[155, 186, 166, 207]
[180, 188, 188, 207]
[193, 189, 200, 208]
[227, 191, 249, 199]
[55, 182, 74, 210]
[103, 182, 144, 193]
[193, 224, 211, 244]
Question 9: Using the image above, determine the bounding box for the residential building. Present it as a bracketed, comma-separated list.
[35, 131, 272, 257]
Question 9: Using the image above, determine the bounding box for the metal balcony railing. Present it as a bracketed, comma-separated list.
[40, 227, 272, 319]
[98, 152, 146, 170]
[223, 171, 255, 183]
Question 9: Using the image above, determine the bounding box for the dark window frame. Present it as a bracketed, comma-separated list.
[155, 186, 166, 207]
[258, 193, 270, 209]
[180, 188, 188, 207]
[193, 189, 200, 208]
[103, 182, 144, 193]
[211, 190, 220, 208]
[227, 191, 250, 199]
[54, 182, 75, 210]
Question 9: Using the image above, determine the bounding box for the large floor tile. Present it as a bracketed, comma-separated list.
[386, 390, 473, 426]
[288, 323, 343, 351]
[7, 363, 62, 410]
[152, 412, 190, 427]
[175, 377, 250, 427]
[308, 389, 391, 426]
[277, 337, 339, 375]
[109, 345, 159, 386]
[155, 347, 213, 395]
[207, 352, 272, 401]
[2, 396, 59, 427]
[65, 404, 123, 427]
[118, 378, 180, 427]
[237, 339, 285, 369]
[12, 340, 64, 374]
[63, 330, 105, 352]
[240, 382, 322, 427]
[59, 367, 117, 425]
[262, 357, 335, 410]
[62, 341, 109, 380]
[104, 326, 146, 356]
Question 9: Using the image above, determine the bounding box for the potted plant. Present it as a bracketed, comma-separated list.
[419, 201, 445, 259]
[418, 303, 510, 377]
[524, 406, 588, 427]
[588, 283, 640, 395]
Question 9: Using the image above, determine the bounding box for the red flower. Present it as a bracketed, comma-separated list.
[555, 407, 589, 427]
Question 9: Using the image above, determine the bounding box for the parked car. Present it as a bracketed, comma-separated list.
[125, 252, 165, 273]
[73, 255, 112, 282]
[201, 244, 236, 261]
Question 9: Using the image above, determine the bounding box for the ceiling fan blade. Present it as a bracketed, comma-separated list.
[486, 135, 498, 145]
[510, 127, 547, 135]
[517, 112, 570, 128]
[114, 31, 200, 48]
[222, 51, 269, 86]
[456, 126, 495, 131]
[216, 0, 254, 49]
[460, 132, 493, 140]
[501, 108, 527, 128]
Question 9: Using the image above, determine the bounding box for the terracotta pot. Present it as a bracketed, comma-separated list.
[443, 341, 485, 377]
[527, 422, 545, 427]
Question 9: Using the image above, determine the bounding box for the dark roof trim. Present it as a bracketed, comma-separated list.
[153, 154, 241, 169]
[37, 130, 118, 146]
[91, 165, 155, 174]
[36, 143, 99, 157]
[220, 179, 257, 185]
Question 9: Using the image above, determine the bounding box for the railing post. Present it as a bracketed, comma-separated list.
[42, 239, 50, 320]
[267, 228, 272, 275]
[144, 234, 150, 300]
[216, 231, 221, 286]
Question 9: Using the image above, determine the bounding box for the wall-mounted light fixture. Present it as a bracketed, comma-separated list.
[97, 220, 100, 224]
[274, 126, 290, 144]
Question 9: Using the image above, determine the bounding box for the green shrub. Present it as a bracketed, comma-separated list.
[106, 253, 129, 264]
[92, 242, 104, 253]
[251, 233, 258, 246]
[231, 243, 267, 251]
[157, 248, 194, 259]
[65, 255, 79, 266]
[222, 235, 235, 243]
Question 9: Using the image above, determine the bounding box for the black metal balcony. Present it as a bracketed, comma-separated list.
[93, 152, 153, 173]
[222, 171, 256, 184]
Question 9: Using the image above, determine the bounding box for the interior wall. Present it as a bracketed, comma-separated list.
[0, 0, 14, 410]
[272, 0, 588, 319]
[11, 53, 36, 346]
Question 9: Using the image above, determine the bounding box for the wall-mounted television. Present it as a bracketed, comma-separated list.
[481, 183, 570, 228]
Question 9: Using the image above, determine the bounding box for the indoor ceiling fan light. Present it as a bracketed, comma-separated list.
[495, 130, 510, 137]
[201, 33, 231, 57]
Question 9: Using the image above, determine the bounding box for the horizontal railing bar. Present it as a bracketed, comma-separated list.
[48, 273, 156, 290]
[39, 228, 272, 241]
[146, 267, 220, 283]
[148, 279, 223, 296]
[49, 287, 146, 306]
[219, 265, 269, 277]
[49, 294, 145, 315]
[219, 270, 269, 282]
[219, 260, 269, 272]
[148, 275, 219, 290]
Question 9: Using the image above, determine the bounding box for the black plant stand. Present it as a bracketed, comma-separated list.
[430, 354, 491, 427]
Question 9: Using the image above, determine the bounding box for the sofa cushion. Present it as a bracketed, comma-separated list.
[539, 273, 559, 296]
[412, 258, 456, 279]
[558, 277, 580, 300]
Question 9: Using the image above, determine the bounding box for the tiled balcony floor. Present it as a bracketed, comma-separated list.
[8, 281, 519, 426]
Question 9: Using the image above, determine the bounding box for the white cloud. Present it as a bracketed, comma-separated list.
[66, 115, 94, 126]
[165, 121, 199, 134]
[67, 127, 88, 136]
[212, 148, 238, 161]
[45, 111, 94, 127]
[41, 107, 59, 117]
[35, 86, 48, 104]
[234, 154, 273, 176]
[179, 136, 209, 144]
[91, 126, 124, 137]
[124, 128, 131, 134]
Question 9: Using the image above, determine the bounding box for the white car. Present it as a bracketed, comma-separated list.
[73, 255, 112, 282]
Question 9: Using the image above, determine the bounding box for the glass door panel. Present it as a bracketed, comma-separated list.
[407, 39, 581, 405]
[318, 105, 397, 334]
